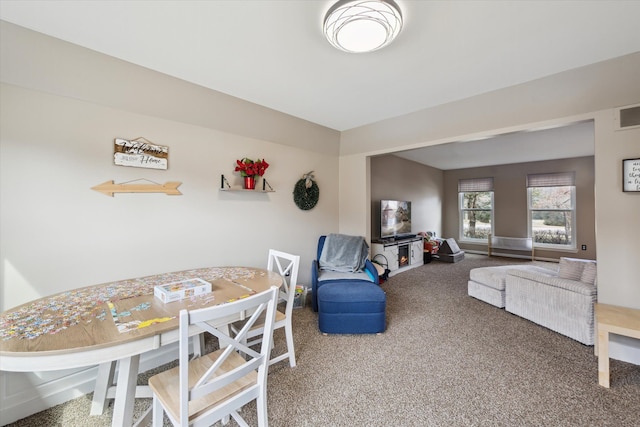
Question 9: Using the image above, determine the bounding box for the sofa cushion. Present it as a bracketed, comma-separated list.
[558, 257, 597, 285]
[580, 261, 597, 285]
[558, 257, 585, 281]
[507, 268, 596, 296]
[470, 265, 556, 291]
[317, 282, 386, 314]
[470, 266, 513, 291]
[318, 270, 372, 283]
[440, 238, 461, 254]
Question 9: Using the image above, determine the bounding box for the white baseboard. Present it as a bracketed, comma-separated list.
[0, 342, 179, 426]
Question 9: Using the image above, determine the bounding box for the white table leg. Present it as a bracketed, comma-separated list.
[112, 355, 140, 427]
[90, 361, 116, 415]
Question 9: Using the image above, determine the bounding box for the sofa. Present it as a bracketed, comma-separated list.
[469, 257, 597, 345]
[312, 234, 386, 334]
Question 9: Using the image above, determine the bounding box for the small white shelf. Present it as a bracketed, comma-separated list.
[219, 188, 275, 193]
[220, 174, 275, 193]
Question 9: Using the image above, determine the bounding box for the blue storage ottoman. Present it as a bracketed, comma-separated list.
[317, 281, 386, 334]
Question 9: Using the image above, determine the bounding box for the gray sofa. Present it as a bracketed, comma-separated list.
[469, 257, 597, 345]
[505, 258, 597, 345]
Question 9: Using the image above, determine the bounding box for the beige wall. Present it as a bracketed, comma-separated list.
[443, 156, 596, 260]
[0, 23, 342, 312]
[0, 22, 339, 156]
[370, 155, 443, 240]
[0, 83, 339, 311]
[0, 23, 342, 423]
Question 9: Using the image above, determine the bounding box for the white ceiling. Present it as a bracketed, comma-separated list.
[1, 1, 638, 167]
[393, 120, 595, 170]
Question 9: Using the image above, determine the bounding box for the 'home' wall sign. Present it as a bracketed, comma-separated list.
[114, 137, 168, 170]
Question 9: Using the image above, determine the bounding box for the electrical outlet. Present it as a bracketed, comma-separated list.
[581, 244, 587, 250]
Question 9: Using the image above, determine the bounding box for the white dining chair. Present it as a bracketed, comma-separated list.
[231, 249, 300, 367]
[148, 286, 279, 427]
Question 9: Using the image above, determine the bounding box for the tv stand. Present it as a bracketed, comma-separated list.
[372, 236, 423, 277]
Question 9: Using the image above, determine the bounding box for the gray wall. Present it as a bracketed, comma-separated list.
[370, 155, 443, 240]
[371, 154, 595, 261]
[443, 156, 596, 260]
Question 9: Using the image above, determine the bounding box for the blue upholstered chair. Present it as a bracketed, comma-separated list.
[312, 235, 386, 334]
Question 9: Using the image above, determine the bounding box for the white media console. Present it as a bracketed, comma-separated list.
[372, 236, 424, 277]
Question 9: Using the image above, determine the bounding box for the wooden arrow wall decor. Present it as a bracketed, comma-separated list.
[91, 180, 182, 197]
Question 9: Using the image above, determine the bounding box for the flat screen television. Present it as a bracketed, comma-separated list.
[380, 200, 412, 239]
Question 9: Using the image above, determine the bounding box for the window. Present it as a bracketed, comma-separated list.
[527, 172, 576, 249]
[459, 177, 493, 242]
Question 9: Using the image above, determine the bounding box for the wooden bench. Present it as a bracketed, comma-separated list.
[487, 234, 534, 260]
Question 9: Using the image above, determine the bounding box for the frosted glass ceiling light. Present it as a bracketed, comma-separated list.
[323, 0, 403, 53]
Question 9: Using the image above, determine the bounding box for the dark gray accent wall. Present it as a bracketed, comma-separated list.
[371, 154, 595, 260]
[370, 155, 443, 240]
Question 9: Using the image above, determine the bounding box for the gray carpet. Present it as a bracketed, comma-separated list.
[6, 254, 640, 426]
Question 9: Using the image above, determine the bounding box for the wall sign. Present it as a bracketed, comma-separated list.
[623, 158, 640, 192]
[114, 137, 168, 170]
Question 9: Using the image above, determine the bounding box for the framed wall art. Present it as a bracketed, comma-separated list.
[623, 158, 640, 192]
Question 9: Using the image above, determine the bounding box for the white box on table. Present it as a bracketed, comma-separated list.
[154, 278, 212, 303]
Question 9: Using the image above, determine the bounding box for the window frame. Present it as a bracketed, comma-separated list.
[458, 190, 494, 243]
[527, 182, 577, 251]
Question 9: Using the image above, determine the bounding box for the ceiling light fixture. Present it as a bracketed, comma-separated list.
[323, 0, 403, 53]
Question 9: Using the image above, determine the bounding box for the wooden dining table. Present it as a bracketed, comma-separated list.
[0, 266, 282, 426]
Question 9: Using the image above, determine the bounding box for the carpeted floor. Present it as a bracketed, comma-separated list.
[6, 254, 640, 426]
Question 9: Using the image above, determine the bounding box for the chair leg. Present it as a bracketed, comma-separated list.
[192, 333, 204, 358]
[256, 393, 268, 427]
[152, 396, 163, 427]
[284, 323, 297, 367]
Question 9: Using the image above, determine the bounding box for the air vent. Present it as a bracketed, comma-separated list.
[614, 104, 640, 130]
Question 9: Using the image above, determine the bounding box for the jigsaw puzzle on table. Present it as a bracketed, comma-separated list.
[0, 267, 262, 340]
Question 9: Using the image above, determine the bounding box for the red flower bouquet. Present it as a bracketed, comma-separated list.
[235, 158, 269, 178]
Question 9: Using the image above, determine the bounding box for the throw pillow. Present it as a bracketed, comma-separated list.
[580, 261, 597, 285]
[365, 268, 376, 283]
[558, 257, 584, 281]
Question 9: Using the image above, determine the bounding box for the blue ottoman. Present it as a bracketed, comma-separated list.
[317, 282, 386, 334]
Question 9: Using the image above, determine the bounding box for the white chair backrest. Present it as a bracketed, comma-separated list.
[267, 249, 300, 316]
[177, 286, 279, 426]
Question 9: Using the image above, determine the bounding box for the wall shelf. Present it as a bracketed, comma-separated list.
[219, 174, 275, 193]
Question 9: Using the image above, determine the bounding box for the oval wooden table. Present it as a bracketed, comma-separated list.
[0, 266, 281, 426]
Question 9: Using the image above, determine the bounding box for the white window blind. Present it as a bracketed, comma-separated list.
[526, 172, 575, 187]
[458, 177, 494, 192]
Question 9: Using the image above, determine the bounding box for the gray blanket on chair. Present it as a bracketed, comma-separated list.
[319, 233, 369, 273]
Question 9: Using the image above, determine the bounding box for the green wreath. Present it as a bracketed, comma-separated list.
[293, 172, 319, 210]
